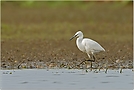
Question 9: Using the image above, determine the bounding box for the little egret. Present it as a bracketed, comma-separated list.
[70, 30, 105, 68]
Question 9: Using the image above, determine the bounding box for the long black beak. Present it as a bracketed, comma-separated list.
[70, 35, 76, 41]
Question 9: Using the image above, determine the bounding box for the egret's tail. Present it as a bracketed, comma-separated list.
[102, 48, 105, 52]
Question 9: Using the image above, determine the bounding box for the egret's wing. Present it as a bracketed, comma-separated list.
[82, 38, 105, 53]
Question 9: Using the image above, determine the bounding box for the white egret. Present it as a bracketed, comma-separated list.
[70, 31, 105, 68]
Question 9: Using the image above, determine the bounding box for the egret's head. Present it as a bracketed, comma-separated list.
[70, 30, 83, 41]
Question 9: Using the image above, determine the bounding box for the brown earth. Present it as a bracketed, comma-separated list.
[1, 2, 133, 70]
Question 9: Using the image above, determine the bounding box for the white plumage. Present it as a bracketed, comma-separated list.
[70, 31, 105, 62]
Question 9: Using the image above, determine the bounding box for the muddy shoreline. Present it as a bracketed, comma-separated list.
[1, 39, 133, 70]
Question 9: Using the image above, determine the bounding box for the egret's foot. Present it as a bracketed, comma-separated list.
[86, 59, 95, 62]
[77, 60, 86, 66]
[78, 59, 95, 66]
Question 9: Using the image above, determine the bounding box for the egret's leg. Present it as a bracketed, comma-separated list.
[87, 53, 91, 59]
[77, 53, 94, 67]
[92, 54, 96, 62]
[87, 53, 94, 69]
[87, 54, 95, 62]
[77, 54, 91, 66]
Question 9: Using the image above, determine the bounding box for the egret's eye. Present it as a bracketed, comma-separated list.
[75, 34, 78, 37]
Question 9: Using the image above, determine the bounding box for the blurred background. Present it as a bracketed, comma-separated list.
[1, 1, 132, 41]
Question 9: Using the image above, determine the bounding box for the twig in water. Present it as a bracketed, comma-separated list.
[99, 67, 101, 71]
[90, 62, 93, 71]
[105, 68, 108, 73]
[17, 59, 26, 69]
[120, 67, 123, 73]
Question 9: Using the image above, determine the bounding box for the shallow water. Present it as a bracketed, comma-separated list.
[1, 69, 133, 90]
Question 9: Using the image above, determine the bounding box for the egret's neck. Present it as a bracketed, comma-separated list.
[76, 36, 83, 47]
[77, 36, 83, 43]
[76, 36, 85, 52]
[78, 34, 83, 41]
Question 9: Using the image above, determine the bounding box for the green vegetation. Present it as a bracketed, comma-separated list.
[1, 1, 132, 42]
[1, 1, 132, 8]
